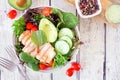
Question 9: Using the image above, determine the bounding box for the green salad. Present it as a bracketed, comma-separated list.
[12, 7, 78, 71]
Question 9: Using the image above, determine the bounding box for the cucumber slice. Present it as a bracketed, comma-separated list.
[59, 36, 72, 48]
[59, 28, 74, 39]
[55, 40, 70, 55]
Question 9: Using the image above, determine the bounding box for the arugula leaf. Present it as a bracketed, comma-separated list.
[31, 30, 47, 46]
[53, 52, 68, 68]
[61, 12, 78, 29]
[12, 17, 26, 37]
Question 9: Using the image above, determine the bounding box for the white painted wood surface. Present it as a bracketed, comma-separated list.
[0, 0, 120, 80]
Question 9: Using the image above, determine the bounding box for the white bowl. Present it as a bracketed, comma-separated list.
[75, 0, 102, 18]
[12, 7, 81, 73]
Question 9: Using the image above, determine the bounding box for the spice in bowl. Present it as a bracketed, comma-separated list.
[80, 0, 99, 15]
[75, 0, 102, 18]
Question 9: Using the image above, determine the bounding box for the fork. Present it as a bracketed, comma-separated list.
[5, 45, 20, 63]
[4, 45, 30, 80]
[0, 57, 30, 80]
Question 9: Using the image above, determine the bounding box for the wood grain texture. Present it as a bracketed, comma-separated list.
[79, 18, 105, 80]
[106, 25, 120, 80]
[51, 0, 78, 80]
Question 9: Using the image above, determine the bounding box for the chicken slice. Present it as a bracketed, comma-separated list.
[22, 43, 36, 53]
[46, 48, 56, 63]
[36, 43, 51, 62]
[22, 33, 31, 45]
[25, 38, 31, 46]
[41, 47, 54, 63]
[30, 48, 38, 57]
[19, 30, 30, 42]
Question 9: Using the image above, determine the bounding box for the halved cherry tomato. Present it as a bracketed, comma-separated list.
[42, 7, 51, 16]
[31, 26, 38, 32]
[66, 67, 74, 77]
[7, 10, 17, 19]
[39, 63, 48, 70]
[71, 62, 81, 71]
[26, 22, 34, 30]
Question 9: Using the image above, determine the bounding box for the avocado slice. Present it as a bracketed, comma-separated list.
[39, 18, 58, 43]
[8, 0, 32, 11]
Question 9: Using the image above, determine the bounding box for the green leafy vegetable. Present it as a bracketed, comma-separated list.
[53, 52, 68, 68]
[61, 12, 78, 28]
[31, 30, 47, 46]
[51, 8, 64, 27]
[15, 40, 23, 54]
[33, 14, 45, 25]
[28, 62, 39, 71]
[19, 52, 39, 64]
[12, 17, 26, 37]
[51, 8, 64, 23]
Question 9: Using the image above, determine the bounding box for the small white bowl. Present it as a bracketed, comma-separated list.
[75, 0, 102, 18]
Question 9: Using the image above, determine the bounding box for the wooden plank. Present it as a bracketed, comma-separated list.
[51, 0, 78, 80]
[106, 25, 120, 80]
[0, 0, 51, 80]
[79, 18, 105, 80]
[24, 1, 52, 80]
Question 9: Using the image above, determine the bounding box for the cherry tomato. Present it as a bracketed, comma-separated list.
[66, 67, 74, 77]
[42, 7, 51, 16]
[71, 62, 81, 71]
[7, 10, 17, 19]
[39, 63, 48, 70]
[26, 22, 34, 30]
[31, 26, 38, 32]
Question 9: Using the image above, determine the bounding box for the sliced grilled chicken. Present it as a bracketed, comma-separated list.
[19, 30, 31, 42]
[36, 43, 51, 62]
[30, 48, 38, 57]
[46, 47, 56, 63]
[19, 30, 56, 64]
[22, 42, 36, 53]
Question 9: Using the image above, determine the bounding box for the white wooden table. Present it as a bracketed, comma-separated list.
[0, 0, 120, 80]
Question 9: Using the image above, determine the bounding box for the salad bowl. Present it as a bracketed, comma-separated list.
[12, 7, 80, 73]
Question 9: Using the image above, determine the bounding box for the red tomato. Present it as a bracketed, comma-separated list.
[31, 26, 38, 32]
[66, 68, 74, 77]
[42, 7, 51, 16]
[26, 22, 34, 30]
[71, 62, 81, 71]
[39, 63, 48, 70]
[7, 10, 17, 19]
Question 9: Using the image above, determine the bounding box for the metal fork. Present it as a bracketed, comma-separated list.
[4, 45, 30, 80]
[0, 57, 30, 80]
[5, 45, 20, 63]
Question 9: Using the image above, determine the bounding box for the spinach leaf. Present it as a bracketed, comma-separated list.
[31, 30, 47, 46]
[28, 62, 39, 71]
[19, 52, 39, 64]
[12, 17, 26, 37]
[61, 12, 78, 29]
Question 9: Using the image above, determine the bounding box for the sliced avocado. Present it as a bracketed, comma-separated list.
[8, 0, 32, 11]
[39, 18, 58, 43]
